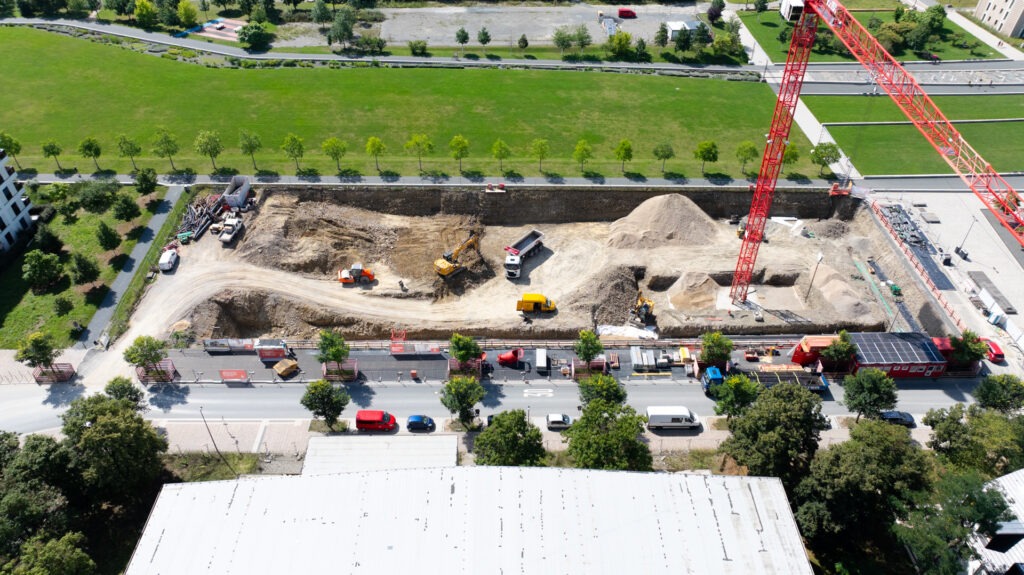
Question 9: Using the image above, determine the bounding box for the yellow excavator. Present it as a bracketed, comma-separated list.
[629, 291, 655, 326]
[434, 233, 480, 277]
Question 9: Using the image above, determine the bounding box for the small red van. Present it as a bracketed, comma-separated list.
[618, 8, 637, 18]
[356, 410, 397, 431]
[980, 338, 1005, 363]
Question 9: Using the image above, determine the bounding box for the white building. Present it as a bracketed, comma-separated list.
[974, 0, 1024, 38]
[969, 468, 1024, 575]
[0, 149, 32, 252]
[667, 18, 705, 41]
[126, 467, 813, 575]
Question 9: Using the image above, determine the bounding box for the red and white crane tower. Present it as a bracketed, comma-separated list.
[729, 0, 1024, 304]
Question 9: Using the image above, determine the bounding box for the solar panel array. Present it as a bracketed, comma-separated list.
[850, 332, 945, 365]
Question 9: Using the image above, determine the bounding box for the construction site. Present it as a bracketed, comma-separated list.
[137, 183, 953, 343]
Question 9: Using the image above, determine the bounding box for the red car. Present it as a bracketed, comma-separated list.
[618, 8, 637, 18]
[355, 410, 397, 431]
[980, 338, 1005, 363]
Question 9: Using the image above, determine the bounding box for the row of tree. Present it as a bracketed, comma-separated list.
[2, 130, 843, 176]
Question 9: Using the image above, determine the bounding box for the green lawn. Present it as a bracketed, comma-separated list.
[0, 185, 165, 348]
[806, 95, 1024, 123]
[738, 10, 999, 63]
[828, 121, 1024, 174]
[0, 26, 819, 179]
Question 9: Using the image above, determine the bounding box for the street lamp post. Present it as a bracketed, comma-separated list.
[957, 216, 977, 251]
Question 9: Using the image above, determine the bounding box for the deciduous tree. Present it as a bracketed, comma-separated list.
[754, 0, 768, 21]
[177, 0, 198, 27]
[517, 33, 528, 52]
[700, 331, 733, 365]
[116, 134, 141, 170]
[21, 251, 62, 293]
[3, 434, 75, 495]
[654, 22, 669, 47]
[404, 133, 433, 172]
[449, 332, 482, 363]
[578, 373, 626, 405]
[122, 335, 167, 373]
[311, 0, 330, 31]
[674, 28, 692, 53]
[193, 129, 224, 170]
[281, 133, 305, 171]
[239, 130, 262, 170]
[96, 220, 121, 250]
[573, 24, 592, 52]
[473, 409, 545, 466]
[0, 482, 69, 561]
[573, 329, 603, 363]
[32, 223, 63, 254]
[782, 144, 800, 170]
[809, 142, 841, 175]
[820, 329, 857, 366]
[975, 374, 1024, 413]
[842, 368, 897, 420]
[328, 6, 355, 47]
[449, 134, 470, 172]
[134, 167, 158, 195]
[694, 140, 718, 174]
[0, 131, 23, 169]
[712, 374, 763, 418]
[135, 0, 158, 28]
[70, 404, 168, 500]
[613, 138, 633, 172]
[455, 27, 469, 54]
[950, 329, 987, 364]
[7, 532, 96, 575]
[105, 376, 147, 411]
[565, 399, 652, 471]
[15, 332, 60, 376]
[42, 140, 64, 171]
[572, 138, 592, 171]
[735, 140, 759, 172]
[607, 30, 632, 59]
[653, 142, 674, 172]
[238, 21, 271, 50]
[722, 383, 829, 490]
[151, 127, 179, 171]
[924, 404, 1024, 475]
[321, 137, 348, 171]
[112, 194, 140, 222]
[477, 27, 491, 47]
[491, 138, 511, 172]
[552, 26, 572, 55]
[76, 180, 118, 214]
[529, 138, 549, 172]
[440, 375, 485, 429]
[316, 329, 350, 364]
[68, 252, 99, 285]
[366, 136, 386, 171]
[300, 379, 350, 428]
[77, 137, 102, 171]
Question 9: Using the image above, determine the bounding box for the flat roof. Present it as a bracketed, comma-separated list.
[127, 468, 812, 575]
[972, 469, 1024, 573]
[302, 435, 457, 475]
[850, 332, 945, 365]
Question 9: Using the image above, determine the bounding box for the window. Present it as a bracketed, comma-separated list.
[10, 202, 20, 216]
[2, 186, 11, 202]
[0, 214, 6, 232]
[4, 232, 13, 246]
[910, 365, 926, 373]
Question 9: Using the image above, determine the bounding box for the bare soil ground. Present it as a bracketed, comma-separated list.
[114, 189, 939, 345]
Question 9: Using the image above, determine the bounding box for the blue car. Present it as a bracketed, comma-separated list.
[407, 415, 436, 432]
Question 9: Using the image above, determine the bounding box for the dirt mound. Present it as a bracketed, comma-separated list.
[815, 264, 871, 318]
[808, 220, 850, 239]
[608, 194, 717, 249]
[563, 266, 638, 327]
[669, 272, 719, 311]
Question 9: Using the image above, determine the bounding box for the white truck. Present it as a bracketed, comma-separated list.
[503, 229, 544, 279]
[219, 216, 243, 244]
[645, 406, 700, 430]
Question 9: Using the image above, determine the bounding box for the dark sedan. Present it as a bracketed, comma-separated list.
[879, 411, 915, 428]
[406, 415, 436, 432]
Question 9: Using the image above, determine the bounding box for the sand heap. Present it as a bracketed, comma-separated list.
[669, 272, 720, 311]
[815, 264, 871, 318]
[607, 194, 718, 249]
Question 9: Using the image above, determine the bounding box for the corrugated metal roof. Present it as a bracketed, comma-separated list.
[973, 469, 1024, 573]
[302, 436, 457, 475]
[126, 468, 812, 575]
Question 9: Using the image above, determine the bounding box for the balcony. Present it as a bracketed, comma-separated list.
[4, 165, 14, 178]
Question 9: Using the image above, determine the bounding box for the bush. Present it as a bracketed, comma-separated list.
[33, 223, 63, 254]
[408, 40, 428, 56]
[53, 296, 74, 316]
[357, 8, 384, 22]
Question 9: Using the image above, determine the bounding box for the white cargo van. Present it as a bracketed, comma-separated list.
[646, 406, 700, 430]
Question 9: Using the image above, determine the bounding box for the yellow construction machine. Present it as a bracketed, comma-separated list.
[434, 233, 480, 277]
[629, 291, 655, 326]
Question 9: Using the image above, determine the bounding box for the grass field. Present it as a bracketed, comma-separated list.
[828, 121, 1024, 174]
[739, 10, 999, 63]
[806, 95, 1024, 123]
[0, 185, 165, 348]
[0, 27, 820, 179]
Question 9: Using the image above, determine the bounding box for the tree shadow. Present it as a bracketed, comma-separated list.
[704, 172, 734, 185]
[93, 169, 117, 178]
[422, 169, 449, 183]
[523, 54, 537, 60]
[147, 383, 191, 412]
[55, 168, 79, 178]
[762, 21, 780, 28]
[784, 172, 812, 184]
[664, 171, 688, 183]
[485, 53, 501, 61]
[255, 169, 280, 182]
[16, 168, 38, 179]
[345, 380, 376, 408]
[145, 198, 163, 214]
[85, 284, 110, 306]
[624, 171, 647, 182]
[480, 380, 506, 408]
[660, 51, 681, 64]
[211, 166, 239, 180]
[503, 170, 524, 183]
[43, 382, 86, 408]
[461, 169, 485, 182]
[337, 168, 362, 182]
[582, 170, 604, 184]
[379, 170, 400, 182]
[108, 252, 130, 271]
[297, 167, 320, 180]
[463, 53, 480, 60]
[543, 171, 564, 184]
[166, 169, 196, 184]
[126, 225, 148, 241]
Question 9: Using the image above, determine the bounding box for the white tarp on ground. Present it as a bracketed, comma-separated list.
[597, 324, 659, 340]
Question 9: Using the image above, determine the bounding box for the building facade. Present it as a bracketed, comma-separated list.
[0, 149, 32, 252]
[975, 0, 1024, 39]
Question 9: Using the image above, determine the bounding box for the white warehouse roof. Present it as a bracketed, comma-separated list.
[127, 467, 811, 574]
[302, 435, 457, 475]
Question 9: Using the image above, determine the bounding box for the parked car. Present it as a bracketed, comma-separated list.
[546, 413, 572, 431]
[879, 411, 915, 428]
[407, 415, 436, 432]
[618, 7, 637, 18]
[355, 410, 397, 431]
[158, 250, 178, 272]
[981, 337, 1005, 363]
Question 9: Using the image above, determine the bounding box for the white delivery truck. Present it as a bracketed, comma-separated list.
[645, 406, 700, 430]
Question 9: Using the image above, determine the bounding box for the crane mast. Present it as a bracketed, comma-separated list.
[730, 0, 1024, 304]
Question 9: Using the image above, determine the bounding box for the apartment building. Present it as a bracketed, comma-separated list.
[0, 149, 32, 252]
[975, 0, 1024, 39]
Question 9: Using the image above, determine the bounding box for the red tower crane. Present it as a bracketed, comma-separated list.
[729, 0, 1024, 304]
